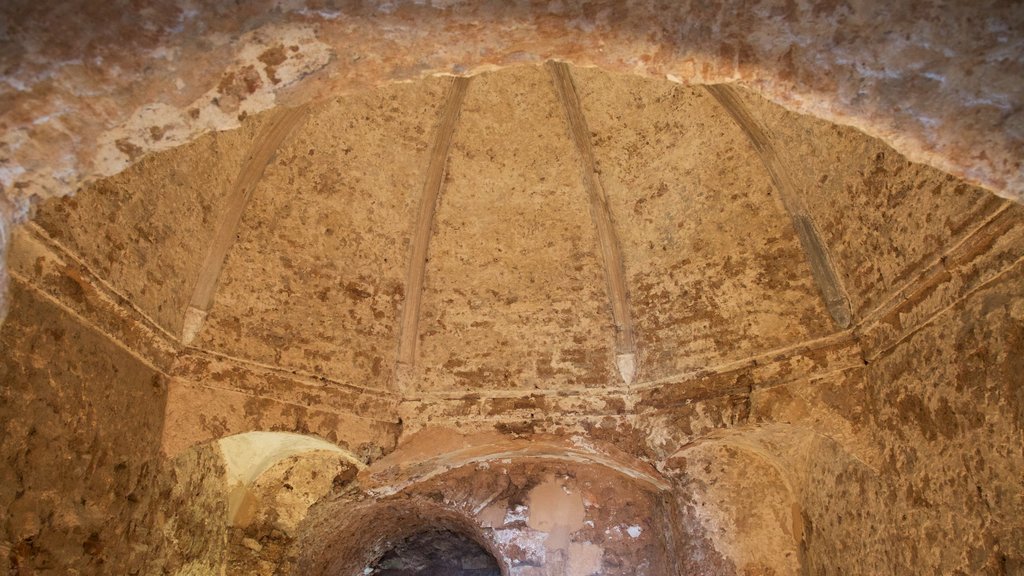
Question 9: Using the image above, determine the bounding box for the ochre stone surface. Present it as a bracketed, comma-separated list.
[573, 67, 832, 381]
[666, 442, 801, 575]
[414, 66, 615, 393]
[0, 283, 228, 575]
[0, 283, 168, 574]
[832, 264, 1023, 574]
[30, 118, 269, 336]
[226, 451, 357, 575]
[195, 79, 447, 389]
[735, 88, 1011, 320]
[297, 456, 677, 576]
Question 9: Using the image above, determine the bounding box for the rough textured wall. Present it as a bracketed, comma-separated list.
[666, 442, 801, 575]
[414, 65, 615, 393]
[2, 1, 1021, 208]
[0, 283, 168, 574]
[162, 366, 399, 461]
[802, 262, 1024, 575]
[1, 31, 1021, 576]
[194, 79, 447, 390]
[156, 443, 231, 576]
[226, 451, 358, 575]
[734, 88, 1008, 321]
[572, 67, 831, 381]
[0, 278, 234, 576]
[30, 119, 268, 336]
[757, 198, 1024, 575]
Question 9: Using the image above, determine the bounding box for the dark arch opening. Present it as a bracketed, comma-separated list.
[364, 528, 501, 575]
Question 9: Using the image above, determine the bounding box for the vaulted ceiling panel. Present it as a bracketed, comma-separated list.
[193, 79, 449, 390]
[733, 89, 1009, 319]
[572, 68, 833, 382]
[412, 66, 616, 393]
[32, 119, 270, 335]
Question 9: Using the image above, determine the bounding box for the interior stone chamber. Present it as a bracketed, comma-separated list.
[1, 3, 1022, 575]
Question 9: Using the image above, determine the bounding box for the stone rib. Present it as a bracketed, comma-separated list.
[705, 84, 853, 329]
[395, 77, 471, 380]
[547, 61, 638, 385]
[181, 105, 309, 344]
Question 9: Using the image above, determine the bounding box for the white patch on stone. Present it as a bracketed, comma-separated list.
[296, 8, 344, 20]
[180, 306, 207, 345]
[493, 528, 546, 565]
[218, 431, 360, 487]
[626, 525, 642, 538]
[0, 165, 26, 189]
[616, 352, 636, 385]
[504, 505, 529, 524]
[94, 23, 331, 179]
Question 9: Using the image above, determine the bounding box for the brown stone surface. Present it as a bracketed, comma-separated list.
[573, 66, 832, 382]
[156, 443, 232, 575]
[31, 119, 268, 335]
[414, 66, 614, 393]
[162, 377, 398, 462]
[298, 457, 676, 576]
[0, 49, 1022, 576]
[666, 442, 800, 575]
[7, 224, 179, 370]
[195, 79, 447, 389]
[736, 87, 1013, 320]
[858, 202, 1024, 357]
[227, 451, 357, 575]
[3, 0, 1024, 324]
[0, 282, 184, 574]
[835, 263, 1023, 574]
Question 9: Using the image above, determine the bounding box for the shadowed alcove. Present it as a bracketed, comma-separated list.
[366, 529, 502, 576]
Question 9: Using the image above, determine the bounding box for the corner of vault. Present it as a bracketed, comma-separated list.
[159, 375, 401, 462]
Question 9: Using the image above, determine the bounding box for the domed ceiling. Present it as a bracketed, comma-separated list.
[21, 63, 1010, 440]
[5, 58, 1023, 575]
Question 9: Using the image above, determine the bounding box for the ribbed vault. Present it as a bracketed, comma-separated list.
[20, 63, 1014, 429]
[3, 62, 1022, 575]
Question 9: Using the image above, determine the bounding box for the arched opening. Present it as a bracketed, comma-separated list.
[294, 434, 678, 576]
[298, 499, 512, 576]
[365, 528, 502, 576]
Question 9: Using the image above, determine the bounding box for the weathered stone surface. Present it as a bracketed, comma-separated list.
[31, 117, 269, 336]
[858, 202, 1024, 357]
[736, 87, 1013, 320]
[195, 79, 447, 390]
[0, 282, 167, 574]
[666, 442, 800, 576]
[298, 454, 676, 576]
[7, 224, 179, 370]
[227, 450, 357, 575]
[162, 376, 399, 461]
[414, 66, 615, 393]
[840, 264, 1023, 574]
[573, 67, 833, 382]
